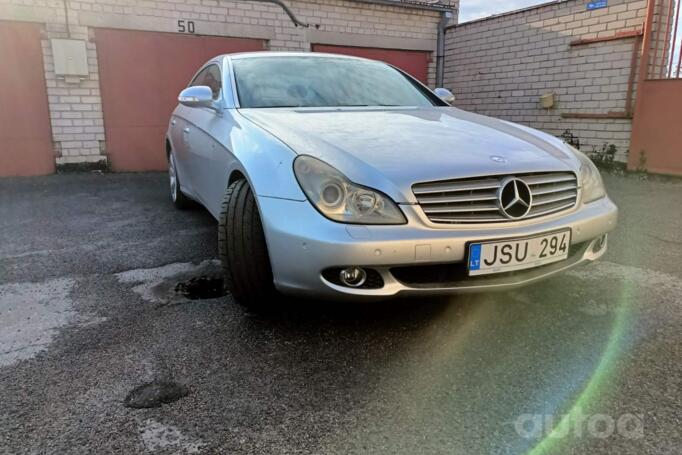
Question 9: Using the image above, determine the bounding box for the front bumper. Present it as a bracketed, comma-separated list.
[258, 195, 618, 301]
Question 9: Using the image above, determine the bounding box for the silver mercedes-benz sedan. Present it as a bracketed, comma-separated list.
[166, 52, 617, 307]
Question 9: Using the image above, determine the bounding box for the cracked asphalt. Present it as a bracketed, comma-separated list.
[0, 172, 680, 454]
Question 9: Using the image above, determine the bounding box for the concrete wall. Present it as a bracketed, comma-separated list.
[0, 0, 453, 166]
[443, 0, 649, 162]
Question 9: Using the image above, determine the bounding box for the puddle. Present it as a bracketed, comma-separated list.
[124, 380, 188, 409]
[115, 260, 222, 304]
[174, 276, 225, 300]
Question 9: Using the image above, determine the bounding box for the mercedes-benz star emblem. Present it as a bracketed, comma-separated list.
[498, 178, 532, 219]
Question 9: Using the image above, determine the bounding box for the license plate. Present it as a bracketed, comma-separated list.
[468, 230, 571, 276]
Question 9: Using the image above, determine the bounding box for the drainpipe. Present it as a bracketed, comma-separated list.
[436, 10, 454, 88]
[62, 0, 71, 38]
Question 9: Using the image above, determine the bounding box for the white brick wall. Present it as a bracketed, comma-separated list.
[443, 0, 649, 162]
[1, 0, 453, 166]
[44, 22, 105, 164]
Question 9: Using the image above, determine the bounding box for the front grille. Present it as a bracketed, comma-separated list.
[412, 172, 578, 224]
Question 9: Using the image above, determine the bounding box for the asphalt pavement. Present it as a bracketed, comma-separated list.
[0, 172, 680, 454]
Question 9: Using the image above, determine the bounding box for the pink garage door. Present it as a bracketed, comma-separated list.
[95, 29, 264, 172]
[312, 44, 430, 83]
[628, 80, 682, 175]
[0, 21, 54, 177]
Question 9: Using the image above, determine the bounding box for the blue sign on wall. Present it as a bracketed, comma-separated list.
[587, 0, 608, 10]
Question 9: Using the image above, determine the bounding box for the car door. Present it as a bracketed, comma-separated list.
[171, 66, 217, 197]
[183, 63, 234, 215]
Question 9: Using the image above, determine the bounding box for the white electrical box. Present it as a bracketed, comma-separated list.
[51, 39, 89, 78]
[540, 93, 555, 109]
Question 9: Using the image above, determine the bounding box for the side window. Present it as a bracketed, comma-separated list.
[190, 65, 222, 100]
[190, 67, 209, 88]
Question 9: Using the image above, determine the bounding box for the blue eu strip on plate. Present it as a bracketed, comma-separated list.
[469, 244, 482, 271]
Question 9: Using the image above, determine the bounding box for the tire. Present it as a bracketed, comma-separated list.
[168, 152, 192, 209]
[218, 179, 276, 308]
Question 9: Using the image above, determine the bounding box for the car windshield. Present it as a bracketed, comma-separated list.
[232, 56, 437, 108]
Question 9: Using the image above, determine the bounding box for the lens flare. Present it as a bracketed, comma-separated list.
[525, 270, 635, 454]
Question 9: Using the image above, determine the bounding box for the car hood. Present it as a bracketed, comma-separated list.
[239, 107, 580, 203]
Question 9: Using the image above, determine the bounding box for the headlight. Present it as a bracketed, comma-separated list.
[293, 155, 406, 225]
[571, 146, 606, 203]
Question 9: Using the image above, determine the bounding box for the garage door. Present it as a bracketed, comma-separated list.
[312, 44, 430, 84]
[95, 29, 264, 172]
[0, 21, 54, 177]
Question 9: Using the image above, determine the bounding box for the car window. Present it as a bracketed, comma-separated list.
[232, 57, 440, 108]
[190, 64, 222, 100]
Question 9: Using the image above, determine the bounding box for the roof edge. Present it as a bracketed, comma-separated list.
[350, 0, 457, 13]
[446, 0, 573, 29]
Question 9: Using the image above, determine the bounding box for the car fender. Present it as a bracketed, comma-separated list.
[226, 110, 306, 202]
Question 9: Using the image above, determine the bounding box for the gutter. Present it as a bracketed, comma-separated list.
[243, 0, 455, 28]
[352, 0, 455, 12]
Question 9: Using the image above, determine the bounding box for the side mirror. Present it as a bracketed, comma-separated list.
[178, 86, 214, 108]
[434, 87, 456, 104]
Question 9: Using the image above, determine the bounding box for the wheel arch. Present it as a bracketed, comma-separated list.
[227, 169, 246, 187]
[165, 137, 172, 159]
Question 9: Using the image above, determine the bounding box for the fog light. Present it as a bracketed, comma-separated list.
[593, 234, 607, 253]
[339, 267, 367, 288]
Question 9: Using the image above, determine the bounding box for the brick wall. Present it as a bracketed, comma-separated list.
[443, 0, 649, 162]
[0, 0, 452, 166]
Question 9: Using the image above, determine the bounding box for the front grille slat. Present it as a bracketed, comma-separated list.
[523, 173, 576, 185]
[532, 190, 578, 206]
[413, 171, 578, 224]
[412, 179, 501, 194]
[430, 215, 508, 223]
[423, 204, 500, 214]
[417, 193, 498, 204]
[528, 201, 576, 217]
[532, 182, 578, 195]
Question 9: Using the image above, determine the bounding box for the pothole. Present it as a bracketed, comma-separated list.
[174, 275, 226, 300]
[115, 260, 222, 304]
[124, 380, 189, 409]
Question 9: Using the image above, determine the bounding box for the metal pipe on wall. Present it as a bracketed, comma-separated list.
[238, 0, 313, 28]
[62, 0, 71, 38]
[436, 10, 453, 87]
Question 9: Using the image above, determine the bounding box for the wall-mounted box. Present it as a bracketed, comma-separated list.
[540, 92, 555, 109]
[51, 39, 88, 79]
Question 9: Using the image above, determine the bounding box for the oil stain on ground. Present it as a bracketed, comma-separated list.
[174, 275, 225, 300]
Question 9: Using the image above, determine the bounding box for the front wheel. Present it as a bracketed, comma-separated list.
[218, 179, 277, 308]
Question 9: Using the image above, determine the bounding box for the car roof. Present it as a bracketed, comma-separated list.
[218, 51, 376, 62]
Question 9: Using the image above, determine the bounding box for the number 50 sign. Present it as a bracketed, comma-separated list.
[177, 20, 196, 34]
